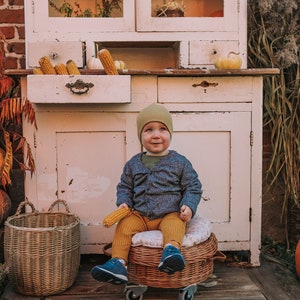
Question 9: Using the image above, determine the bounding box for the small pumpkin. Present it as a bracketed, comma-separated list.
[114, 60, 126, 70]
[87, 56, 103, 69]
[215, 52, 242, 69]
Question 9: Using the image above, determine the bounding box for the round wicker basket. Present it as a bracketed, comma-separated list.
[4, 200, 80, 296]
[128, 233, 222, 288]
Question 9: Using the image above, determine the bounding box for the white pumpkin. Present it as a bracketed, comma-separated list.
[215, 52, 242, 69]
[87, 57, 103, 69]
[114, 60, 126, 70]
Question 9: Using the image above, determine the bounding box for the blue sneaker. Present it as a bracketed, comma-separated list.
[91, 258, 128, 285]
[158, 245, 185, 274]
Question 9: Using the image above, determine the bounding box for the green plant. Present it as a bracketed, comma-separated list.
[247, 1, 299, 244]
[48, 0, 122, 18]
[100, 0, 122, 17]
[261, 236, 296, 273]
[0, 32, 37, 188]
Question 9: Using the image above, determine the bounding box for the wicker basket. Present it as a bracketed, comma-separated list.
[128, 233, 224, 288]
[4, 199, 80, 296]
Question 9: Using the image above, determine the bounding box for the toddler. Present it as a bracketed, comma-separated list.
[91, 103, 202, 284]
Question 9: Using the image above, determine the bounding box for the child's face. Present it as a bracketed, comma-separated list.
[141, 121, 171, 156]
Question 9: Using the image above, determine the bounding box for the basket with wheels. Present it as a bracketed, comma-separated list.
[125, 215, 225, 300]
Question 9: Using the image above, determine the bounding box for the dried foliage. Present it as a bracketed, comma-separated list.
[248, 0, 300, 241]
[0, 31, 37, 188]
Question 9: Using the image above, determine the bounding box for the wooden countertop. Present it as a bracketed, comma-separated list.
[5, 68, 280, 77]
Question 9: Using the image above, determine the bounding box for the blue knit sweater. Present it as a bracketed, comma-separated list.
[116, 150, 202, 219]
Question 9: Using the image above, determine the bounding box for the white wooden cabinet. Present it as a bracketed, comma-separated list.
[23, 0, 270, 266]
[23, 74, 264, 265]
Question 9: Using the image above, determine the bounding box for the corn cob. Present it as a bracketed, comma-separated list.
[33, 67, 44, 74]
[54, 63, 69, 75]
[66, 59, 81, 75]
[98, 49, 119, 75]
[102, 207, 131, 227]
[38, 56, 56, 74]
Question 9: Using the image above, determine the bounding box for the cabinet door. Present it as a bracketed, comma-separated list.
[26, 111, 139, 253]
[137, 0, 238, 33]
[26, 0, 135, 41]
[171, 112, 251, 245]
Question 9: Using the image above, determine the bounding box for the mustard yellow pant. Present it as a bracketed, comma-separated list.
[111, 211, 186, 263]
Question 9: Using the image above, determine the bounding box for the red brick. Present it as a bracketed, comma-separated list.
[9, 0, 24, 5]
[0, 26, 15, 39]
[0, 9, 24, 24]
[3, 56, 18, 69]
[7, 42, 25, 55]
[17, 26, 25, 39]
[19, 56, 26, 69]
[0, 41, 4, 53]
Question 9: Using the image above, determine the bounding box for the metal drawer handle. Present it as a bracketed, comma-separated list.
[66, 79, 94, 95]
[192, 81, 218, 88]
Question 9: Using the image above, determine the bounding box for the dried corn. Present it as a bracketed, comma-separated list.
[38, 56, 56, 74]
[54, 63, 69, 75]
[98, 49, 119, 75]
[66, 59, 81, 75]
[102, 207, 131, 227]
[33, 68, 44, 75]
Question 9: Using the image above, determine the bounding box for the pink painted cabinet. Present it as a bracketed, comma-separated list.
[23, 1, 263, 265]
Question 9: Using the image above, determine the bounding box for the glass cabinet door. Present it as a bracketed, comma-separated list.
[26, 0, 135, 40]
[136, 0, 238, 33]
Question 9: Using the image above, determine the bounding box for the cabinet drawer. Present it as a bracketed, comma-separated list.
[189, 40, 240, 66]
[27, 41, 84, 68]
[157, 77, 252, 103]
[27, 75, 131, 104]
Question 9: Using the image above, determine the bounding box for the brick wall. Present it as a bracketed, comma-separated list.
[0, 0, 25, 70]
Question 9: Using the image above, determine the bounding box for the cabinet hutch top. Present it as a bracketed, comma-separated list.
[25, 0, 247, 69]
[26, 1, 245, 38]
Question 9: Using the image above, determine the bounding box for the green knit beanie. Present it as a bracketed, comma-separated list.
[136, 103, 173, 141]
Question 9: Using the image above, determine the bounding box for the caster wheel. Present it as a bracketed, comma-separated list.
[125, 289, 144, 300]
[178, 290, 194, 300]
[179, 284, 197, 300]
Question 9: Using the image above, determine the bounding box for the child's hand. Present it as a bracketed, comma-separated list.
[180, 205, 192, 222]
[119, 203, 129, 209]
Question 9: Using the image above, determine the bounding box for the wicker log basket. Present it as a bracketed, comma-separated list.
[128, 233, 225, 288]
[4, 199, 80, 296]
